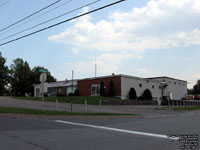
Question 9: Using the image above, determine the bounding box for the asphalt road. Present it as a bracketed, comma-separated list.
[0, 111, 200, 150]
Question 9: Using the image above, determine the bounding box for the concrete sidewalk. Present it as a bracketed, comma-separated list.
[0, 96, 186, 117]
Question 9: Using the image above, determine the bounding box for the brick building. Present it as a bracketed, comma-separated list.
[34, 74, 187, 100]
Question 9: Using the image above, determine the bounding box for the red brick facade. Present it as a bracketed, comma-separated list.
[77, 76, 121, 97]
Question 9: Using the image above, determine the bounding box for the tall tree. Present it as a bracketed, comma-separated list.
[10, 58, 33, 96]
[142, 89, 153, 100]
[129, 87, 137, 100]
[32, 66, 56, 84]
[109, 80, 115, 97]
[193, 80, 200, 94]
[0, 52, 9, 95]
[100, 81, 105, 96]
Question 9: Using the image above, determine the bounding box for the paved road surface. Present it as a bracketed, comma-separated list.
[0, 111, 200, 150]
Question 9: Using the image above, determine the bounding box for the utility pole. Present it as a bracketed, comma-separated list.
[70, 70, 74, 112]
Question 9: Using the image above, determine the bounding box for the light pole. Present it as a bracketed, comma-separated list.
[160, 80, 168, 106]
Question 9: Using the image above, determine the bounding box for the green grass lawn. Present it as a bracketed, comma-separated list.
[173, 106, 200, 111]
[0, 107, 133, 116]
[14, 96, 120, 105]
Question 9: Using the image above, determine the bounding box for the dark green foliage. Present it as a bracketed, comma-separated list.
[141, 89, 153, 100]
[10, 59, 56, 96]
[68, 93, 74, 96]
[32, 66, 56, 84]
[0, 52, 9, 95]
[193, 80, 200, 94]
[100, 81, 105, 96]
[187, 89, 194, 95]
[137, 96, 145, 100]
[10, 58, 33, 96]
[74, 89, 80, 96]
[129, 87, 137, 100]
[109, 80, 115, 97]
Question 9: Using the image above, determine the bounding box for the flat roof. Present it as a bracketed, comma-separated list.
[78, 74, 187, 83]
[34, 74, 187, 86]
[78, 74, 145, 81]
[147, 76, 187, 83]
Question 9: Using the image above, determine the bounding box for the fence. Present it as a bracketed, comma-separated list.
[165, 100, 200, 107]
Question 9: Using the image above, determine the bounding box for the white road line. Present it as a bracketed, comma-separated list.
[54, 120, 178, 140]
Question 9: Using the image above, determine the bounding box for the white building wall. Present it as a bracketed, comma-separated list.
[148, 77, 187, 100]
[121, 76, 161, 100]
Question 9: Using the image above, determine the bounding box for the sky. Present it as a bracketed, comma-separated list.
[0, 0, 200, 89]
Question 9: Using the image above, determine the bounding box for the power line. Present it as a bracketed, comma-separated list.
[0, 0, 61, 33]
[0, 0, 11, 9]
[0, 0, 125, 47]
[0, 0, 101, 41]
[0, 0, 73, 36]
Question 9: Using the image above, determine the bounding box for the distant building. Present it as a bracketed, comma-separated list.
[34, 74, 187, 100]
[34, 80, 78, 97]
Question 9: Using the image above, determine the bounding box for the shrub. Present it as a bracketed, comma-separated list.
[100, 81, 105, 96]
[74, 89, 80, 96]
[129, 88, 137, 100]
[142, 89, 152, 100]
[137, 96, 145, 100]
[109, 80, 115, 97]
[68, 93, 74, 96]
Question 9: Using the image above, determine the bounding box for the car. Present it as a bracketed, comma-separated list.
[194, 94, 200, 100]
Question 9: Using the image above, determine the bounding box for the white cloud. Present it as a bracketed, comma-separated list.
[48, 0, 200, 52]
[51, 52, 143, 80]
[48, 0, 200, 83]
[134, 67, 156, 77]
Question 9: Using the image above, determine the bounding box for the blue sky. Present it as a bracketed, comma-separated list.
[0, 0, 200, 88]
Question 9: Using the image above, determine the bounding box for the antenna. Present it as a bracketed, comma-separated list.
[95, 51, 97, 77]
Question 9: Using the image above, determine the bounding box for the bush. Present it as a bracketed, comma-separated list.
[100, 81, 105, 96]
[68, 93, 74, 96]
[137, 96, 145, 100]
[109, 80, 115, 97]
[129, 88, 137, 100]
[141, 89, 152, 100]
[74, 89, 80, 96]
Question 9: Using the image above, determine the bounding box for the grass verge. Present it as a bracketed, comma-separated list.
[173, 106, 200, 111]
[14, 96, 120, 105]
[0, 107, 134, 116]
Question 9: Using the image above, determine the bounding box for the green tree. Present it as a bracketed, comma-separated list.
[109, 80, 115, 97]
[100, 81, 105, 96]
[129, 87, 137, 100]
[142, 89, 152, 100]
[193, 80, 200, 94]
[0, 52, 9, 95]
[10, 58, 33, 96]
[32, 66, 56, 84]
[187, 88, 193, 95]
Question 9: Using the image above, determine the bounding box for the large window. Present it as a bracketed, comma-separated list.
[91, 84, 100, 96]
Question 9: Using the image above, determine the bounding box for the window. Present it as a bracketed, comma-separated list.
[152, 85, 154, 89]
[91, 84, 100, 96]
[174, 82, 176, 85]
[139, 84, 142, 87]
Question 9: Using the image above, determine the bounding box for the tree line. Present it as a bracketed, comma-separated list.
[188, 80, 200, 95]
[0, 52, 56, 96]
